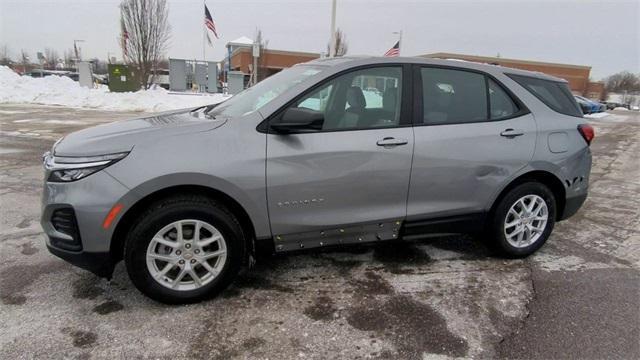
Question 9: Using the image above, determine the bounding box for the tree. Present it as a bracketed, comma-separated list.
[44, 48, 59, 69]
[20, 50, 30, 73]
[157, 58, 169, 69]
[63, 49, 75, 69]
[327, 28, 348, 57]
[90, 58, 109, 74]
[599, 81, 609, 102]
[119, 0, 171, 89]
[604, 71, 640, 93]
[0, 45, 11, 66]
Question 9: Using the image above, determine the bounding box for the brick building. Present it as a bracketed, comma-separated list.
[421, 52, 605, 100]
[229, 47, 320, 81]
[220, 46, 606, 100]
[222, 35, 319, 85]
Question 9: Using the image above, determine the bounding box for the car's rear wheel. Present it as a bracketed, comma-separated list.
[489, 182, 556, 257]
[124, 195, 245, 304]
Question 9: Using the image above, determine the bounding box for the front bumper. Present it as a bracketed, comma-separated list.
[47, 245, 114, 278]
[41, 169, 136, 277]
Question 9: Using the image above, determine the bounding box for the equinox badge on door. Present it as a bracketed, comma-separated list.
[277, 198, 325, 207]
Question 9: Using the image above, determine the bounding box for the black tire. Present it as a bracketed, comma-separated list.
[124, 195, 246, 304]
[488, 182, 556, 257]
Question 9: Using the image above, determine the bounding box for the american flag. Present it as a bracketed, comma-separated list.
[384, 41, 400, 57]
[205, 5, 219, 39]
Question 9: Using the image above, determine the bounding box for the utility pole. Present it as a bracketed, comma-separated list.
[252, 40, 259, 86]
[73, 39, 85, 72]
[202, 0, 206, 61]
[329, 0, 337, 57]
[73, 40, 85, 60]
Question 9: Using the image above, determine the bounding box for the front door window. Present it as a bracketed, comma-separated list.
[279, 66, 403, 131]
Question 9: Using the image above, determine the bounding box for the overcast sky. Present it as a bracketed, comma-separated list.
[1, 0, 638, 79]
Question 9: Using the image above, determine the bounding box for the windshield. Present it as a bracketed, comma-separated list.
[208, 65, 324, 117]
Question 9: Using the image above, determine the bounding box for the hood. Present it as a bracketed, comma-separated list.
[54, 108, 228, 157]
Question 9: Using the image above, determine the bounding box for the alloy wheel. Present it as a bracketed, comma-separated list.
[146, 219, 227, 291]
[503, 194, 549, 248]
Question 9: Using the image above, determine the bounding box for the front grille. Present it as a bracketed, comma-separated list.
[50, 208, 82, 251]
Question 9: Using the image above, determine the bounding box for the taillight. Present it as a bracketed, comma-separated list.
[578, 124, 594, 145]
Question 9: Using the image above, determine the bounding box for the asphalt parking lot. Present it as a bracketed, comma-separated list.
[0, 104, 638, 359]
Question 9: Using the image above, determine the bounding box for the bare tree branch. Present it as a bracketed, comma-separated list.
[119, 0, 171, 89]
[327, 28, 348, 57]
[605, 71, 640, 93]
[44, 48, 59, 69]
[0, 45, 11, 65]
[63, 49, 74, 69]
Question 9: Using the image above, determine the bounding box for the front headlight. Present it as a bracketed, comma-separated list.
[43, 152, 129, 182]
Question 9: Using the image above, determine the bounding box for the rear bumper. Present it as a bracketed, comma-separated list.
[559, 193, 588, 221]
[46, 244, 114, 278]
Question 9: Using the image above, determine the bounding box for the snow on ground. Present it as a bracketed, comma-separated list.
[0, 66, 230, 112]
[584, 112, 636, 124]
[584, 112, 610, 119]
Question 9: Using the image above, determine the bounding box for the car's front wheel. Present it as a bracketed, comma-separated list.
[124, 195, 245, 304]
[489, 182, 556, 257]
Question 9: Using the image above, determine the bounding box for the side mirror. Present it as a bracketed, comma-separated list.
[270, 107, 324, 134]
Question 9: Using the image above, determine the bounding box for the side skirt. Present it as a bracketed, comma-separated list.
[266, 213, 486, 253]
[272, 219, 402, 252]
[402, 213, 486, 238]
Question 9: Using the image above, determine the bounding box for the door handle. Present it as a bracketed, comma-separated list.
[376, 137, 408, 147]
[500, 129, 524, 138]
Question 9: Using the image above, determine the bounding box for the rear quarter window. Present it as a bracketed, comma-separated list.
[507, 74, 582, 118]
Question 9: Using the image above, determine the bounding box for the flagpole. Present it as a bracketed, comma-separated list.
[393, 30, 402, 56]
[392, 30, 402, 56]
[202, 0, 206, 61]
[329, 0, 337, 57]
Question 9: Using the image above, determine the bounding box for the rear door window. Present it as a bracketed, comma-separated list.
[489, 79, 520, 120]
[507, 74, 582, 117]
[420, 67, 488, 125]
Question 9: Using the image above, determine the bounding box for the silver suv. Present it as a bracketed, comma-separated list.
[41, 57, 593, 303]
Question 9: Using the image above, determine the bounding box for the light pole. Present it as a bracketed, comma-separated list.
[73, 39, 85, 60]
[329, 0, 337, 57]
[252, 39, 259, 86]
[73, 39, 85, 71]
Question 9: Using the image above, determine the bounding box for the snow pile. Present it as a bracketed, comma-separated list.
[613, 107, 629, 111]
[0, 66, 230, 112]
[584, 112, 610, 119]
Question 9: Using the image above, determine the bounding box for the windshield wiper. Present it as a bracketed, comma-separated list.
[189, 105, 218, 120]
